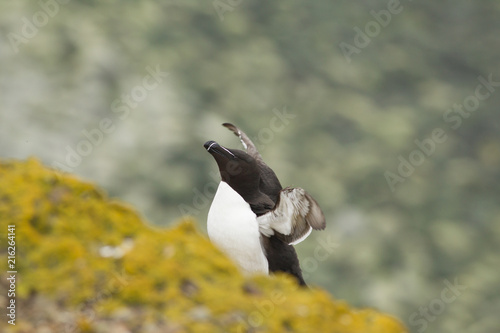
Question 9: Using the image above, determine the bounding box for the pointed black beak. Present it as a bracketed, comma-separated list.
[204, 140, 217, 151]
[204, 141, 236, 159]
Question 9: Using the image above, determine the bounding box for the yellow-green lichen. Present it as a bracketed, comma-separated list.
[0, 158, 408, 333]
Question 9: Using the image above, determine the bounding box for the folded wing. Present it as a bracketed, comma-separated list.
[257, 187, 326, 245]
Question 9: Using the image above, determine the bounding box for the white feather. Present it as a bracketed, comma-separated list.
[289, 226, 312, 245]
[207, 181, 268, 275]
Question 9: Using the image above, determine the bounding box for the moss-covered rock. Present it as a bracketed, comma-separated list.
[0, 159, 407, 333]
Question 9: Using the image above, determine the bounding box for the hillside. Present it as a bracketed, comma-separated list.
[0, 159, 407, 333]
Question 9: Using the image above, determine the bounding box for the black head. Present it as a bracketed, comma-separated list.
[204, 140, 261, 194]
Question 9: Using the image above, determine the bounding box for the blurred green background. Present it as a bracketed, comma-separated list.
[1, 1, 499, 332]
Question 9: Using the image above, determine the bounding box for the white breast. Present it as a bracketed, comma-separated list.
[207, 181, 269, 275]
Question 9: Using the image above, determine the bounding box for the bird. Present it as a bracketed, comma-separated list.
[204, 123, 326, 286]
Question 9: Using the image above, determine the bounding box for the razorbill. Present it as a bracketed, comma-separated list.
[204, 123, 326, 285]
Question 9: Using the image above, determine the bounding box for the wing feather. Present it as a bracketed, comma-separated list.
[223, 123, 263, 161]
[257, 188, 326, 245]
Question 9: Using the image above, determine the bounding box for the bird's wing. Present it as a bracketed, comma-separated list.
[257, 187, 326, 245]
[223, 123, 263, 161]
